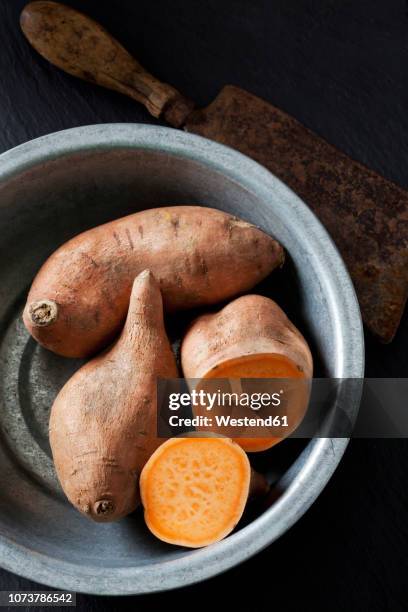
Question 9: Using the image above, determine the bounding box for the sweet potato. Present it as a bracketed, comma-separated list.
[23, 206, 284, 357]
[49, 270, 178, 522]
[140, 436, 268, 548]
[181, 295, 313, 452]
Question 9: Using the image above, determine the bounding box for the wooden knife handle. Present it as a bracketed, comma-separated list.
[20, 1, 194, 127]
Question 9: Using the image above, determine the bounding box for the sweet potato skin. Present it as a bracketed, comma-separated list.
[23, 206, 284, 357]
[49, 270, 178, 522]
[181, 295, 313, 451]
[181, 294, 313, 379]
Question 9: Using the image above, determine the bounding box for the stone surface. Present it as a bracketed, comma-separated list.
[0, 0, 407, 609]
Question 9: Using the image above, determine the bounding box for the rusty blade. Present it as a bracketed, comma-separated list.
[186, 85, 408, 343]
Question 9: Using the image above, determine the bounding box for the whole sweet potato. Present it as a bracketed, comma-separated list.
[49, 270, 178, 522]
[23, 206, 284, 357]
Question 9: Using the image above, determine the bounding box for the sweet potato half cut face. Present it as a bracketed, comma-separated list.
[196, 354, 310, 452]
[140, 437, 251, 548]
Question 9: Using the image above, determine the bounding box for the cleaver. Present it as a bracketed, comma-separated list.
[20, 1, 408, 343]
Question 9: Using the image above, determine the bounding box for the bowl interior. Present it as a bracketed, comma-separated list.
[0, 129, 362, 592]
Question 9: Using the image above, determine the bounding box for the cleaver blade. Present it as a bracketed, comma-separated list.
[186, 85, 408, 343]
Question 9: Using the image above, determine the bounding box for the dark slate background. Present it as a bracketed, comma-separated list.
[0, 0, 408, 610]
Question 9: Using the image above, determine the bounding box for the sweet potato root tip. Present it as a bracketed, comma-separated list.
[249, 469, 270, 498]
[140, 437, 253, 548]
[27, 299, 58, 327]
[93, 499, 115, 518]
[137, 268, 152, 280]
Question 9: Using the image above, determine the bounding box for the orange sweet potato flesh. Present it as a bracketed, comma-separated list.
[181, 295, 313, 452]
[49, 270, 178, 522]
[140, 436, 264, 548]
[23, 206, 284, 358]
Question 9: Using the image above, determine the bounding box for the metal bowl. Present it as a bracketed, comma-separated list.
[0, 124, 364, 594]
